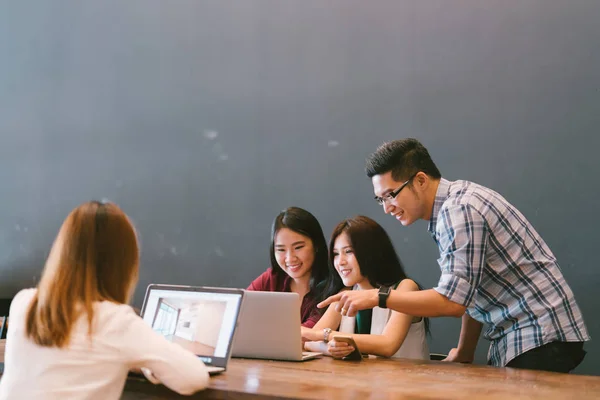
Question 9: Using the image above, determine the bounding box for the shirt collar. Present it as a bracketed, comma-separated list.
[427, 178, 451, 235]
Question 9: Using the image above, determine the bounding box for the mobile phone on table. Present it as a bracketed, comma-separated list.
[332, 335, 362, 361]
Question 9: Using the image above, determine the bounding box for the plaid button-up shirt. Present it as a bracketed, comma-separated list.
[430, 179, 589, 366]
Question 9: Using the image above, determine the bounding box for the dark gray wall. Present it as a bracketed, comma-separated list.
[1, 0, 598, 374]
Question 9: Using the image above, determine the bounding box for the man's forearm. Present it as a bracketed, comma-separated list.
[386, 289, 466, 317]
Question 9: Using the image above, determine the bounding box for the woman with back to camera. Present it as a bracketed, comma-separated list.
[303, 216, 430, 359]
[248, 207, 329, 327]
[0, 201, 210, 399]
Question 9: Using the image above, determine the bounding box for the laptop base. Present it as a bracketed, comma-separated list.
[301, 351, 322, 361]
[206, 366, 225, 376]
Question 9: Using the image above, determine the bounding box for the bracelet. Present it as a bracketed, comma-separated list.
[323, 327, 332, 342]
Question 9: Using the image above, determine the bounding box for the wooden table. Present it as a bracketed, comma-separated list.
[2, 340, 600, 399]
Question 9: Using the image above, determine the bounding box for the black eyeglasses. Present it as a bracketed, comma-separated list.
[374, 172, 419, 205]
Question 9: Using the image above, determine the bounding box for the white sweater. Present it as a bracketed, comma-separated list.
[0, 289, 209, 399]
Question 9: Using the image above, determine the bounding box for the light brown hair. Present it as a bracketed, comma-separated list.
[25, 201, 139, 347]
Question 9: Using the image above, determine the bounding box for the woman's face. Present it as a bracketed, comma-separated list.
[274, 228, 315, 281]
[332, 232, 366, 288]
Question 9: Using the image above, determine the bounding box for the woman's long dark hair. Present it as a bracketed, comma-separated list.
[269, 207, 329, 305]
[325, 215, 429, 334]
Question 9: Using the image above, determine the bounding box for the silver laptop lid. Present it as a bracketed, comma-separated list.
[233, 291, 304, 360]
[140, 284, 244, 369]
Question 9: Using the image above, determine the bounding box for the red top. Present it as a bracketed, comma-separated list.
[247, 268, 322, 328]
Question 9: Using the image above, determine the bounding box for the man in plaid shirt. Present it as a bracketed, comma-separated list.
[319, 138, 589, 372]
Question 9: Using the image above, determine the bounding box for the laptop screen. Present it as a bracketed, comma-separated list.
[140, 285, 243, 367]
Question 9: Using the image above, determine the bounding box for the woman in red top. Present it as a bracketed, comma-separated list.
[247, 207, 330, 328]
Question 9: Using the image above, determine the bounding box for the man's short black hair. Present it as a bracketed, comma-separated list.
[365, 138, 441, 181]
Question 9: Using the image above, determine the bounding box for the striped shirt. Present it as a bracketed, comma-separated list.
[430, 179, 589, 366]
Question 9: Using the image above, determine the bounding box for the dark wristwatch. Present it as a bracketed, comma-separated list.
[378, 285, 391, 308]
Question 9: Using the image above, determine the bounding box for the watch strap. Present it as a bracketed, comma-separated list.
[378, 285, 391, 308]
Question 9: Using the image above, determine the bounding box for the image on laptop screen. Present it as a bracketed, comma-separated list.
[141, 286, 242, 363]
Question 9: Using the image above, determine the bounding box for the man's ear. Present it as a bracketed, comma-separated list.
[414, 171, 429, 191]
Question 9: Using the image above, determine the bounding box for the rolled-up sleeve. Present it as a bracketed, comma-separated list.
[433, 204, 488, 307]
[301, 305, 323, 328]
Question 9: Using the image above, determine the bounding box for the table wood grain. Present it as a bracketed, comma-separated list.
[2, 340, 600, 399]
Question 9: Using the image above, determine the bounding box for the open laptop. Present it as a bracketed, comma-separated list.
[140, 284, 244, 375]
[232, 291, 321, 361]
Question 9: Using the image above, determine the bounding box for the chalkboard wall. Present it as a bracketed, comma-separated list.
[1, 1, 598, 374]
